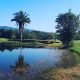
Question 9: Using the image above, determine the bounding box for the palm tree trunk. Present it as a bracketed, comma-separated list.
[21, 32, 22, 42]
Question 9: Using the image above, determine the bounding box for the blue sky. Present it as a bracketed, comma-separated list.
[0, 0, 80, 32]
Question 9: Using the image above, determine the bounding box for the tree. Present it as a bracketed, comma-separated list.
[11, 11, 31, 42]
[74, 30, 80, 40]
[56, 10, 80, 48]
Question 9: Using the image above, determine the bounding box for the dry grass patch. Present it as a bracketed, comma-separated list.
[43, 65, 80, 80]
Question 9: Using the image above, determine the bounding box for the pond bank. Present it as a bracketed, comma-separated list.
[42, 65, 80, 80]
[41, 50, 80, 80]
[0, 38, 61, 48]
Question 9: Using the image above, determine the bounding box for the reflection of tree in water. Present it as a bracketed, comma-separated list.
[11, 55, 30, 74]
[11, 48, 30, 80]
[0, 44, 19, 52]
[56, 51, 77, 68]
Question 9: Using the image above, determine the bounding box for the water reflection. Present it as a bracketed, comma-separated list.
[0, 44, 19, 52]
[11, 47, 30, 79]
[0, 44, 43, 52]
[11, 55, 30, 74]
[0, 46, 78, 80]
[56, 50, 77, 68]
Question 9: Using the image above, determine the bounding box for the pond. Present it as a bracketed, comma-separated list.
[0, 46, 77, 80]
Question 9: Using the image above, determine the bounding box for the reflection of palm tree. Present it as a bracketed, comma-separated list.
[11, 55, 30, 75]
[11, 48, 30, 75]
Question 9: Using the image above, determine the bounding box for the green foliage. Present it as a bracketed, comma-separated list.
[56, 10, 80, 48]
[0, 29, 14, 39]
[11, 11, 31, 31]
[0, 29, 56, 40]
[74, 30, 80, 40]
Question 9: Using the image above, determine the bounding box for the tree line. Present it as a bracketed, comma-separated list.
[0, 29, 56, 40]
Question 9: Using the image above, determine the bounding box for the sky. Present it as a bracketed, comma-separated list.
[0, 0, 80, 32]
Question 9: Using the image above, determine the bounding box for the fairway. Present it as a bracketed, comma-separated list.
[0, 38, 8, 42]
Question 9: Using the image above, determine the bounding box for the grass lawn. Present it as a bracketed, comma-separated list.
[0, 38, 80, 49]
[0, 38, 45, 48]
[70, 40, 80, 55]
[0, 38, 9, 42]
[0, 38, 62, 48]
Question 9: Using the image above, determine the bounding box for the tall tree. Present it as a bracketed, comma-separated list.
[11, 11, 31, 42]
[56, 10, 80, 48]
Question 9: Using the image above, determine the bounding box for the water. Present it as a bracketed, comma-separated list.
[0, 47, 77, 80]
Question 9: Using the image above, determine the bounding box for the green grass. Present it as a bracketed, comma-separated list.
[0, 38, 9, 42]
[70, 40, 80, 55]
[0, 38, 80, 50]
[0, 38, 45, 48]
[0, 38, 62, 48]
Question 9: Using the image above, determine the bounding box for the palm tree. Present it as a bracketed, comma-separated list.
[11, 11, 31, 42]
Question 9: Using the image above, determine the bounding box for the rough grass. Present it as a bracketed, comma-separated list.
[42, 65, 80, 80]
[42, 52, 80, 80]
[46, 41, 62, 48]
[47, 43, 62, 48]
